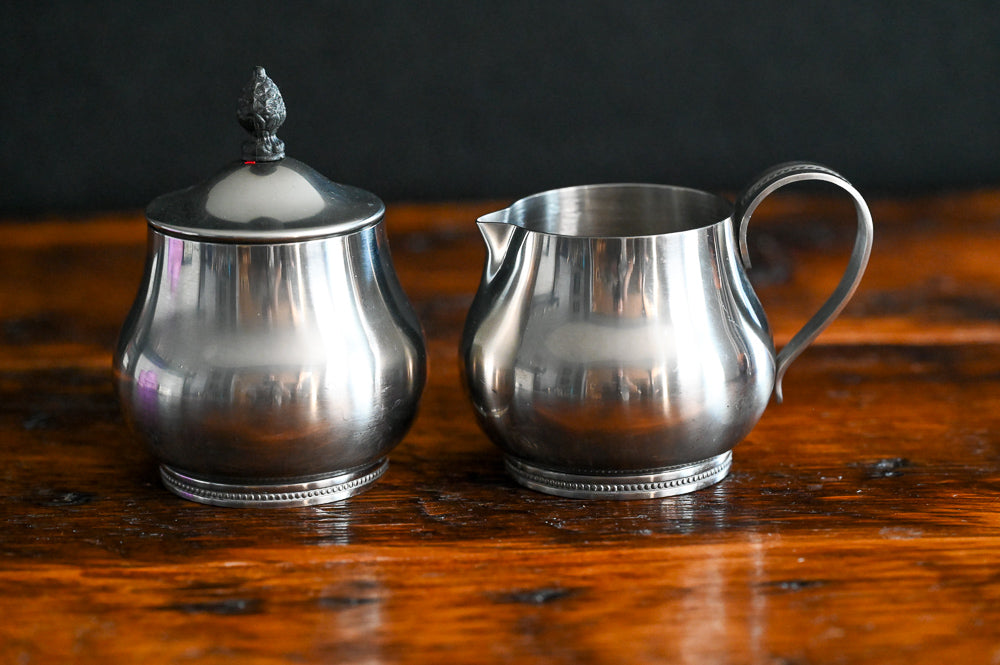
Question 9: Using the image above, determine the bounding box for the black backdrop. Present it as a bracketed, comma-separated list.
[3, 1, 1000, 215]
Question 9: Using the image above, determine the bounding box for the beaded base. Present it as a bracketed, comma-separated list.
[159, 459, 388, 507]
[505, 451, 732, 499]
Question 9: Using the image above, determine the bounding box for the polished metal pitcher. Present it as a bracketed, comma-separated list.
[461, 163, 873, 499]
[114, 68, 426, 507]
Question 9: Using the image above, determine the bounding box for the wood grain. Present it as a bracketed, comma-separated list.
[2, 191, 1000, 664]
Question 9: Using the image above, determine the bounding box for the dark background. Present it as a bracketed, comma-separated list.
[3, 1, 999, 216]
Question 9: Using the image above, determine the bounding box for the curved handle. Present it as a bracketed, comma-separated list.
[735, 162, 874, 403]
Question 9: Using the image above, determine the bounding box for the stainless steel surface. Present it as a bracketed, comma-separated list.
[159, 459, 388, 508]
[114, 67, 425, 506]
[461, 164, 873, 499]
[736, 162, 874, 402]
[506, 452, 733, 500]
[115, 225, 426, 506]
[146, 157, 385, 243]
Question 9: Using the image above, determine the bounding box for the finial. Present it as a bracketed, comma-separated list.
[237, 66, 286, 162]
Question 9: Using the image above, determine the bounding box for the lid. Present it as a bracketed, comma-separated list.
[146, 67, 384, 242]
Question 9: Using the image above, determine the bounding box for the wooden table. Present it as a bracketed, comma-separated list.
[2, 191, 999, 664]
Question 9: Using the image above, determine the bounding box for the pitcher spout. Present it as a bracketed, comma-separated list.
[477, 209, 508, 226]
[477, 211, 517, 284]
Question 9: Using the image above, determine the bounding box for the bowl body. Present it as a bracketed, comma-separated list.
[114, 223, 426, 506]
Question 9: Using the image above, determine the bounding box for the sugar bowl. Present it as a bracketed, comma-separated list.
[114, 68, 426, 507]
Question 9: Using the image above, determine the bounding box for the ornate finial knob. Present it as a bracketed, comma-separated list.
[237, 66, 286, 162]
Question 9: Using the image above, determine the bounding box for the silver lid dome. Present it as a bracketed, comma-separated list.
[145, 67, 384, 243]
